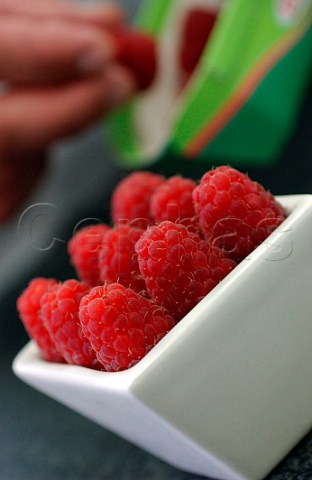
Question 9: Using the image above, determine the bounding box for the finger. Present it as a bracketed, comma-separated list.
[65, 2, 126, 30]
[0, 16, 118, 82]
[0, 0, 125, 29]
[0, 64, 136, 152]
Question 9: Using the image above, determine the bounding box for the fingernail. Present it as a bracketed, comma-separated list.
[105, 66, 137, 106]
[77, 47, 110, 74]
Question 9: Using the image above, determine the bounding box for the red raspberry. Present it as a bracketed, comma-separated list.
[98, 224, 146, 294]
[150, 175, 196, 221]
[40, 279, 101, 369]
[111, 171, 165, 227]
[135, 221, 236, 321]
[192, 166, 286, 260]
[68, 224, 110, 287]
[79, 283, 176, 372]
[16, 278, 63, 362]
[115, 28, 157, 90]
[150, 175, 201, 234]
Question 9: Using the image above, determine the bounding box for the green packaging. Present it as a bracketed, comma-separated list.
[112, 0, 312, 169]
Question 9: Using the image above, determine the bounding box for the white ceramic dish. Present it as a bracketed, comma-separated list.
[13, 195, 312, 480]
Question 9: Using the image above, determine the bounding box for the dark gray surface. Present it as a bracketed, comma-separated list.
[1, 240, 312, 480]
[1, 358, 312, 480]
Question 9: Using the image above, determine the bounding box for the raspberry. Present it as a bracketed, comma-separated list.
[135, 221, 236, 321]
[150, 175, 201, 234]
[16, 278, 63, 362]
[115, 28, 157, 90]
[150, 175, 196, 221]
[98, 223, 146, 293]
[192, 166, 286, 260]
[40, 279, 101, 369]
[68, 224, 110, 287]
[111, 171, 165, 227]
[79, 283, 176, 372]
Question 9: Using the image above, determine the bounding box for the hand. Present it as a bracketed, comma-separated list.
[0, 0, 136, 222]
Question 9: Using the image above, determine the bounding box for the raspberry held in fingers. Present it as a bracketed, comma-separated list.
[114, 28, 157, 90]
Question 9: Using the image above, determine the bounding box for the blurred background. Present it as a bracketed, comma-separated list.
[1, 1, 312, 479]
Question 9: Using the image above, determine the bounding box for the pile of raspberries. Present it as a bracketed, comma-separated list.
[17, 166, 286, 372]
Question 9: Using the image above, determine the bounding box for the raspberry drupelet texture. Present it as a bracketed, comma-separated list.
[79, 283, 176, 372]
[111, 171, 165, 227]
[135, 221, 236, 321]
[98, 223, 146, 293]
[40, 279, 101, 369]
[68, 224, 110, 287]
[192, 166, 286, 260]
[16, 277, 63, 362]
[150, 175, 201, 234]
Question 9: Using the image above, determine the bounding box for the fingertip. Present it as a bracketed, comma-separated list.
[103, 64, 137, 108]
[76, 34, 116, 74]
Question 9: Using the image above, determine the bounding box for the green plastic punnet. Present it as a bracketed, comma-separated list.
[111, 0, 312, 169]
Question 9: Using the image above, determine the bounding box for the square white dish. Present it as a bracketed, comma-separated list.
[13, 194, 312, 480]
